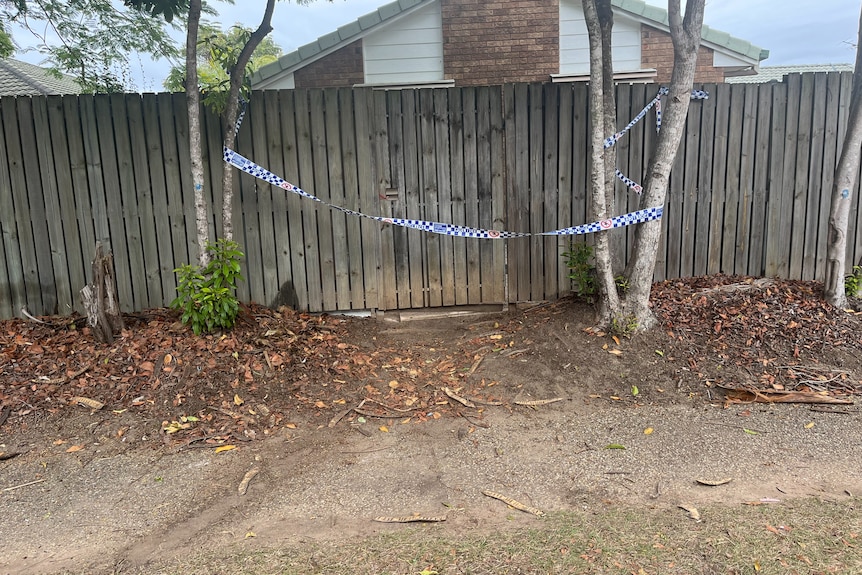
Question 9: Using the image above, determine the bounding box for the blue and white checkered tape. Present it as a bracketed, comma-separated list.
[223, 86, 708, 239]
[225, 147, 662, 239]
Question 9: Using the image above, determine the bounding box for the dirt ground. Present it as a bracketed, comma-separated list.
[1, 275, 861, 574]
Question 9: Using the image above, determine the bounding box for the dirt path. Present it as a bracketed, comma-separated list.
[3, 399, 861, 575]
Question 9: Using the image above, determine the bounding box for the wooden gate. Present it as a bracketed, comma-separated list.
[375, 87, 508, 311]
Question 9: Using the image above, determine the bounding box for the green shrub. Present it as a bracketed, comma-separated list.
[610, 314, 638, 338]
[171, 239, 245, 335]
[562, 242, 596, 299]
[846, 265, 862, 298]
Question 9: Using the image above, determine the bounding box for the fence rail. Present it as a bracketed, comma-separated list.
[0, 72, 860, 319]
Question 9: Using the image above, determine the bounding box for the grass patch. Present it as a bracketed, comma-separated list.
[130, 498, 862, 574]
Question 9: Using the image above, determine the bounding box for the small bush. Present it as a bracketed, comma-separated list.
[562, 242, 596, 299]
[846, 265, 862, 298]
[171, 240, 245, 335]
[611, 314, 638, 338]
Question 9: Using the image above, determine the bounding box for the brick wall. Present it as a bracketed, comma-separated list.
[641, 26, 725, 84]
[441, 0, 559, 86]
[292, 10, 732, 89]
[294, 41, 365, 89]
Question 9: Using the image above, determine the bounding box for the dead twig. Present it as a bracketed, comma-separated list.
[32, 363, 92, 385]
[809, 406, 855, 414]
[3, 478, 46, 492]
[483, 490, 544, 517]
[328, 399, 364, 428]
[458, 411, 489, 428]
[237, 468, 259, 495]
[443, 387, 476, 408]
[21, 308, 50, 324]
[514, 397, 565, 407]
[373, 514, 446, 523]
[465, 356, 484, 376]
[499, 348, 527, 358]
[339, 445, 395, 455]
[707, 421, 768, 434]
[363, 398, 420, 413]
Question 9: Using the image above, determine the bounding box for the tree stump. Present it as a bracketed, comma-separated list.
[80, 242, 125, 344]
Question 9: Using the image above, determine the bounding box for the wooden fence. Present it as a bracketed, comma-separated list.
[0, 72, 860, 319]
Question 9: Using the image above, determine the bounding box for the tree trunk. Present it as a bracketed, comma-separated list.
[624, 0, 705, 331]
[186, 0, 209, 267]
[824, 4, 862, 309]
[221, 0, 277, 242]
[583, 0, 621, 326]
[80, 242, 125, 344]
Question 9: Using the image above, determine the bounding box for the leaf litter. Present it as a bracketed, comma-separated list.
[0, 275, 860, 447]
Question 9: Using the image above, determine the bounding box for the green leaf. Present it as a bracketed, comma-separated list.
[743, 428, 759, 435]
[631, 385, 639, 396]
[605, 443, 626, 449]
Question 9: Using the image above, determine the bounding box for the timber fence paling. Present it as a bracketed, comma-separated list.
[462, 86, 482, 305]
[93, 95, 132, 313]
[747, 84, 772, 277]
[5, 97, 43, 315]
[555, 84, 575, 289]
[250, 92, 280, 307]
[262, 90, 290, 308]
[488, 86, 508, 303]
[33, 96, 72, 315]
[803, 73, 827, 281]
[447, 87, 469, 307]
[730, 83, 755, 277]
[339, 88, 366, 310]
[382, 89, 406, 309]
[707, 83, 730, 276]
[542, 83, 560, 300]
[3, 74, 862, 319]
[0, 97, 27, 316]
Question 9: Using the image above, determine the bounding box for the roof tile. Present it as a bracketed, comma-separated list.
[0, 58, 81, 96]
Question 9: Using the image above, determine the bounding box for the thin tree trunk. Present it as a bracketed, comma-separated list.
[624, 0, 705, 331]
[598, 0, 618, 273]
[583, 0, 621, 326]
[221, 0, 277, 242]
[186, 0, 209, 266]
[824, 4, 862, 309]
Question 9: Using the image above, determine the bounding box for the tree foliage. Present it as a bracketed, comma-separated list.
[123, 0, 188, 23]
[163, 23, 282, 113]
[0, 0, 182, 92]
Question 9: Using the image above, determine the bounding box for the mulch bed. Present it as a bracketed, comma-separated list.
[1, 274, 860, 446]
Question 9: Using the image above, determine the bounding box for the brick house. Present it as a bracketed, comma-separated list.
[251, 0, 768, 90]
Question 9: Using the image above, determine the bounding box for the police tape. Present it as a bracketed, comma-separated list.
[223, 87, 708, 238]
[608, 88, 709, 193]
[223, 147, 663, 239]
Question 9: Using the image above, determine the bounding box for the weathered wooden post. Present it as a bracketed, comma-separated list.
[80, 241, 125, 343]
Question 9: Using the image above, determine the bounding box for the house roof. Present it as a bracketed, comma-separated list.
[725, 63, 854, 83]
[0, 58, 82, 96]
[613, 0, 768, 62]
[252, 0, 769, 88]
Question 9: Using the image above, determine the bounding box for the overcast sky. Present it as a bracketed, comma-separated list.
[11, 0, 862, 90]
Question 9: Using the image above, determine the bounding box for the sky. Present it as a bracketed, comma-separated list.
[9, 0, 862, 91]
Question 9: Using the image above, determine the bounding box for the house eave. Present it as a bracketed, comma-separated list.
[252, 0, 436, 88]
